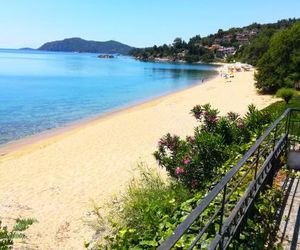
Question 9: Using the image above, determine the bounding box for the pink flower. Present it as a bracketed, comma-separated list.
[158, 139, 166, 147]
[237, 121, 245, 129]
[183, 157, 191, 165]
[213, 117, 219, 122]
[175, 167, 185, 175]
[210, 115, 218, 123]
[186, 136, 195, 143]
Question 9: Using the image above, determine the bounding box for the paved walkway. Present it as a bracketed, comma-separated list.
[278, 175, 300, 250]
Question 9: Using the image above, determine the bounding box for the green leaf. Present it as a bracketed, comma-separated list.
[139, 240, 158, 246]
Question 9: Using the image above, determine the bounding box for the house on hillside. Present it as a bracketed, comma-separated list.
[216, 46, 236, 58]
[223, 35, 233, 42]
[236, 33, 250, 45]
[209, 44, 222, 50]
[214, 38, 222, 44]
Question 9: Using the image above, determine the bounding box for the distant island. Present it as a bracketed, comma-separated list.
[19, 47, 35, 51]
[97, 54, 115, 59]
[38, 37, 134, 55]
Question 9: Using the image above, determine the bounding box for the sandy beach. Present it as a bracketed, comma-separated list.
[0, 70, 277, 249]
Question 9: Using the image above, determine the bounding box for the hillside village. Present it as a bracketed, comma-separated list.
[203, 28, 258, 58]
[131, 18, 298, 63]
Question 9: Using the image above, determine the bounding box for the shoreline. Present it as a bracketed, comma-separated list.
[0, 72, 219, 159]
[0, 69, 278, 249]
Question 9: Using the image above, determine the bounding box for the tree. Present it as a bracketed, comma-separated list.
[173, 37, 186, 50]
[255, 22, 300, 93]
[216, 29, 225, 38]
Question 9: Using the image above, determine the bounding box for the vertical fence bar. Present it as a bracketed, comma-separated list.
[295, 120, 300, 146]
[291, 121, 295, 150]
[285, 109, 291, 134]
[219, 184, 227, 249]
[285, 109, 291, 152]
[273, 124, 278, 150]
[254, 145, 260, 180]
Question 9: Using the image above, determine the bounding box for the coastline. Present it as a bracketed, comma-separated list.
[0, 70, 278, 249]
[0, 72, 219, 159]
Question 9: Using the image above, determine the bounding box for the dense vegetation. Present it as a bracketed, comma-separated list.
[130, 18, 298, 63]
[233, 28, 277, 66]
[254, 22, 300, 93]
[87, 102, 289, 249]
[39, 38, 134, 55]
[130, 38, 215, 63]
[234, 18, 298, 65]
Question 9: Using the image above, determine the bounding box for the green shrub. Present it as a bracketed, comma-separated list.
[0, 218, 36, 249]
[155, 104, 271, 190]
[90, 166, 192, 249]
[244, 104, 272, 135]
[276, 88, 297, 104]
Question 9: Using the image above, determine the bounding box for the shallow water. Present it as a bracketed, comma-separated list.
[0, 49, 218, 144]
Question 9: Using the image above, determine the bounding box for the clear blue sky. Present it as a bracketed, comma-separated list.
[1, 0, 299, 49]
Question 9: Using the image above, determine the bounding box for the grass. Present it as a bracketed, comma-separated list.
[262, 94, 300, 119]
[89, 165, 192, 249]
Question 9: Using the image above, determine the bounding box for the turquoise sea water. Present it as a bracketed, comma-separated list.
[0, 49, 218, 145]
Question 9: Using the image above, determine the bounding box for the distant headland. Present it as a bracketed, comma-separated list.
[38, 37, 134, 55]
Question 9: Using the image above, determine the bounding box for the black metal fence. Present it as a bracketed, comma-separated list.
[288, 109, 300, 150]
[158, 108, 300, 250]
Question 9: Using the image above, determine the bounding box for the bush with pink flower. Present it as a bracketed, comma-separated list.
[154, 130, 228, 189]
[154, 104, 272, 190]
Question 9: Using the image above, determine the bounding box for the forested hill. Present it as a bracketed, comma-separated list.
[38, 38, 134, 55]
[130, 18, 299, 63]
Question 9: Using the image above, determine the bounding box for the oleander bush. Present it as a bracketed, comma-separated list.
[154, 104, 271, 190]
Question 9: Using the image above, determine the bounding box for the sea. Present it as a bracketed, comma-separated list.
[0, 49, 218, 145]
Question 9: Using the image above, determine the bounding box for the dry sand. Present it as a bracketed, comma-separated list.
[0, 70, 277, 249]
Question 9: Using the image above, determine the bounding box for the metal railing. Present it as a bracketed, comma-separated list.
[158, 108, 300, 250]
